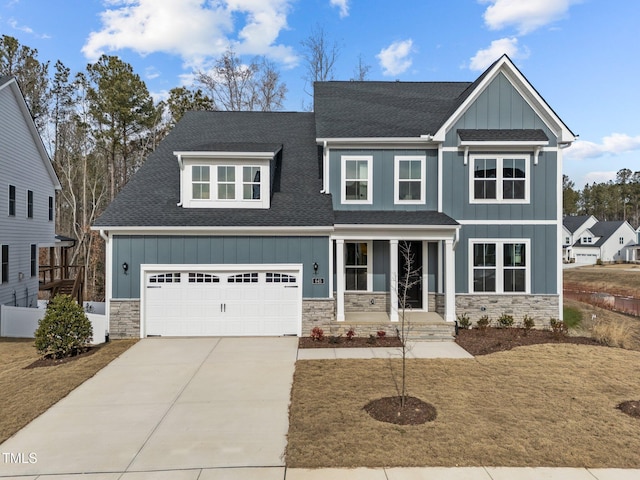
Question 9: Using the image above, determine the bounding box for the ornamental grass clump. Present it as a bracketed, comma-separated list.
[34, 295, 93, 359]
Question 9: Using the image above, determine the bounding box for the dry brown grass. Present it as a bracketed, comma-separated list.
[287, 344, 640, 468]
[564, 264, 640, 297]
[0, 338, 137, 444]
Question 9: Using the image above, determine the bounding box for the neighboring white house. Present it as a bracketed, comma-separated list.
[564, 216, 637, 264]
[0, 76, 61, 307]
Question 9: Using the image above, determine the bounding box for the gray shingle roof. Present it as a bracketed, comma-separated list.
[334, 210, 458, 226]
[457, 129, 549, 142]
[563, 215, 592, 233]
[94, 111, 334, 228]
[589, 221, 627, 247]
[314, 81, 471, 138]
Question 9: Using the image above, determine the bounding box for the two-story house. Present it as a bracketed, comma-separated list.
[0, 76, 61, 307]
[564, 216, 637, 264]
[94, 55, 576, 338]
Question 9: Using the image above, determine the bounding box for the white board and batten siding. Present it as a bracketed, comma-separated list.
[140, 264, 303, 337]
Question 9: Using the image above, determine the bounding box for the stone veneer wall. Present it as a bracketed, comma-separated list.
[301, 298, 336, 334]
[109, 299, 140, 338]
[455, 294, 560, 327]
[344, 292, 389, 312]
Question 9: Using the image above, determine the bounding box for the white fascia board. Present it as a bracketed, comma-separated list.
[433, 56, 576, 145]
[4, 79, 61, 191]
[458, 140, 549, 147]
[174, 150, 278, 160]
[317, 137, 438, 148]
[332, 224, 460, 241]
[90, 226, 334, 236]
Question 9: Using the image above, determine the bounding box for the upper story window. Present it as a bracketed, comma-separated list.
[8, 185, 15, 216]
[619, 237, 625, 245]
[27, 190, 34, 218]
[180, 156, 270, 209]
[470, 155, 529, 204]
[470, 239, 529, 294]
[582, 236, 592, 244]
[341, 155, 372, 204]
[394, 155, 426, 204]
[565, 237, 570, 244]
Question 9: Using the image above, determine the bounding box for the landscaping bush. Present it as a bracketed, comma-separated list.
[457, 313, 471, 329]
[345, 328, 356, 341]
[562, 305, 583, 329]
[310, 327, 325, 341]
[497, 313, 514, 329]
[549, 318, 568, 338]
[591, 318, 634, 349]
[476, 315, 490, 331]
[34, 295, 93, 359]
[522, 315, 535, 335]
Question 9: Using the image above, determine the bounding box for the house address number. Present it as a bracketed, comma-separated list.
[312, 278, 325, 284]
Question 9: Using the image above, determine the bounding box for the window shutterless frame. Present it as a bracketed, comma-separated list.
[341, 155, 373, 204]
[8, 185, 15, 216]
[469, 155, 530, 204]
[468, 238, 530, 294]
[394, 155, 426, 204]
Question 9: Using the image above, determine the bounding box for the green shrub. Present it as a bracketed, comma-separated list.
[34, 295, 93, 359]
[457, 313, 471, 329]
[522, 315, 535, 335]
[497, 313, 514, 329]
[476, 315, 490, 331]
[562, 306, 582, 329]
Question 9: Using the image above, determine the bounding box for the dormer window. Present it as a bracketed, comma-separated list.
[582, 237, 592, 244]
[177, 147, 277, 209]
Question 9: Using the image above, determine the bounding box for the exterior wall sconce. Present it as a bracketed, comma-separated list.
[122, 262, 129, 275]
[313, 262, 319, 274]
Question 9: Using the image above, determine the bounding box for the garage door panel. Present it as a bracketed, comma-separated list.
[144, 268, 300, 337]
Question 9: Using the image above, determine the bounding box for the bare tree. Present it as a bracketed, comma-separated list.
[300, 24, 341, 98]
[351, 54, 371, 81]
[195, 50, 287, 112]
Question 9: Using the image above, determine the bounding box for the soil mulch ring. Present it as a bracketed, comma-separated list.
[364, 396, 437, 425]
[455, 327, 600, 356]
[299, 336, 403, 348]
[617, 400, 640, 419]
[25, 346, 99, 369]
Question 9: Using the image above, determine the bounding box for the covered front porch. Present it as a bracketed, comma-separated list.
[330, 217, 460, 326]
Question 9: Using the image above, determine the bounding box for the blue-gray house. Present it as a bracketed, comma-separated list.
[94, 55, 576, 338]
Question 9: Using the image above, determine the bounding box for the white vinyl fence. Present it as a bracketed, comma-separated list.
[0, 304, 107, 344]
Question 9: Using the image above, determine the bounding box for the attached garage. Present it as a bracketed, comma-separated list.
[141, 264, 302, 337]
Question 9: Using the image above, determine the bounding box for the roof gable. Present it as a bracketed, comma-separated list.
[433, 55, 576, 144]
[563, 215, 595, 233]
[0, 76, 60, 190]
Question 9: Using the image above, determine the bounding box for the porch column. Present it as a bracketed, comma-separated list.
[422, 241, 429, 312]
[444, 238, 456, 322]
[437, 240, 443, 294]
[389, 239, 399, 322]
[336, 239, 345, 321]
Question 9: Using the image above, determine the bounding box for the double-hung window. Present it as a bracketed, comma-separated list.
[27, 190, 34, 218]
[8, 185, 15, 216]
[470, 155, 529, 203]
[48, 196, 54, 221]
[216, 166, 235, 200]
[470, 239, 529, 293]
[1, 245, 8, 284]
[30, 244, 37, 277]
[342, 156, 372, 204]
[242, 166, 261, 200]
[345, 242, 371, 291]
[394, 155, 425, 204]
[192, 166, 211, 199]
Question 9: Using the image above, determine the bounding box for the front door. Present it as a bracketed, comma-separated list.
[398, 240, 423, 309]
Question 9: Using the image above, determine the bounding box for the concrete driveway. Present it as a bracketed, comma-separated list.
[0, 337, 298, 477]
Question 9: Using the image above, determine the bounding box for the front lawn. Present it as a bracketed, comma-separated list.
[287, 343, 640, 468]
[0, 338, 137, 444]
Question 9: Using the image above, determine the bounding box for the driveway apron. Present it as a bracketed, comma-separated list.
[0, 337, 298, 477]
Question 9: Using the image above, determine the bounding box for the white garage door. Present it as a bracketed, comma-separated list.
[143, 266, 301, 337]
[575, 253, 598, 264]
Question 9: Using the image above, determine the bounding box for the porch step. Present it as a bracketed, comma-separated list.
[326, 321, 456, 342]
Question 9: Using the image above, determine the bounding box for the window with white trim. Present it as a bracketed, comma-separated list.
[186, 162, 267, 208]
[470, 155, 529, 203]
[341, 155, 372, 204]
[345, 242, 371, 291]
[582, 236, 592, 244]
[470, 239, 529, 293]
[192, 166, 210, 199]
[619, 237, 625, 245]
[394, 155, 425, 204]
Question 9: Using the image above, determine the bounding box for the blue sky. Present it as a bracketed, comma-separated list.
[1, 0, 638, 188]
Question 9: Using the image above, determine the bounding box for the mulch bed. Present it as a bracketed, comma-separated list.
[25, 346, 99, 369]
[617, 400, 640, 419]
[364, 396, 437, 425]
[299, 336, 403, 348]
[455, 327, 600, 356]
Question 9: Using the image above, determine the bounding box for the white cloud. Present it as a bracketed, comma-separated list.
[565, 133, 640, 160]
[330, 0, 349, 18]
[481, 0, 581, 35]
[82, 0, 297, 69]
[8, 18, 51, 39]
[376, 39, 414, 76]
[468, 37, 528, 71]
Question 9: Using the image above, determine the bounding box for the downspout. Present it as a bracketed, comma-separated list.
[176, 154, 184, 206]
[321, 140, 329, 193]
[99, 229, 111, 341]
